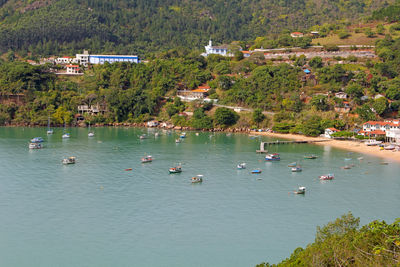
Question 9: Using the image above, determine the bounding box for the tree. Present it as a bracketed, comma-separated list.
[310, 95, 329, 111]
[309, 57, 323, 68]
[234, 50, 244, 61]
[373, 97, 389, 116]
[252, 108, 265, 127]
[213, 107, 239, 128]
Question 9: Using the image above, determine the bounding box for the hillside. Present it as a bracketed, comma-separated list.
[0, 0, 395, 56]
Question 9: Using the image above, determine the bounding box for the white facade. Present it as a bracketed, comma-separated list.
[66, 65, 80, 74]
[89, 55, 140, 64]
[335, 92, 348, 99]
[324, 128, 339, 138]
[203, 40, 233, 57]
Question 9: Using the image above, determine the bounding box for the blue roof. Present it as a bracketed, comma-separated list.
[304, 69, 311, 74]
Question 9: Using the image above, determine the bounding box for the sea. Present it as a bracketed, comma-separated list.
[0, 127, 399, 267]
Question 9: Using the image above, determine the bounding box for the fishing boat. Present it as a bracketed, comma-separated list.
[319, 174, 334, 180]
[169, 166, 182, 174]
[265, 153, 280, 161]
[62, 156, 76, 164]
[29, 142, 42, 149]
[384, 144, 395, 150]
[46, 116, 53, 134]
[294, 186, 306, 194]
[88, 122, 94, 137]
[237, 163, 246, 169]
[291, 166, 302, 172]
[366, 140, 382, 146]
[191, 175, 203, 183]
[180, 132, 186, 138]
[30, 137, 44, 143]
[175, 138, 181, 143]
[251, 169, 262, 174]
[304, 155, 317, 159]
[141, 155, 153, 163]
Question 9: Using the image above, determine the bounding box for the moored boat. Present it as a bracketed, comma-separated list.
[265, 153, 280, 161]
[251, 169, 262, 174]
[180, 132, 186, 138]
[88, 132, 95, 137]
[30, 137, 44, 143]
[319, 174, 334, 180]
[341, 165, 351, 169]
[304, 155, 317, 159]
[169, 166, 182, 174]
[139, 134, 147, 140]
[29, 142, 42, 149]
[294, 186, 306, 194]
[384, 144, 395, 150]
[141, 155, 153, 163]
[175, 138, 181, 143]
[366, 140, 383, 146]
[291, 166, 302, 172]
[62, 133, 70, 139]
[62, 156, 76, 164]
[191, 175, 203, 183]
[287, 162, 297, 167]
[237, 163, 246, 169]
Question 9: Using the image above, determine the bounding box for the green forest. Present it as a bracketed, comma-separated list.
[257, 213, 400, 266]
[0, 0, 395, 56]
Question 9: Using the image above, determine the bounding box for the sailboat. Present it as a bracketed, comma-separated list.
[62, 122, 70, 139]
[46, 115, 53, 134]
[88, 122, 94, 137]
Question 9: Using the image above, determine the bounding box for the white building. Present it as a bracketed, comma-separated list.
[66, 65, 81, 74]
[202, 40, 233, 57]
[386, 129, 400, 143]
[56, 56, 75, 64]
[89, 54, 140, 64]
[76, 50, 90, 67]
[335, 92, 348, 99]
[324, 128, 340, 138]
[359, 120, 400, 137]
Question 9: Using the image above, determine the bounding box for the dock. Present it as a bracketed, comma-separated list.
[256, 139, 330, 153]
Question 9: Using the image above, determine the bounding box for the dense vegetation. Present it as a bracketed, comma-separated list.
[0, 0, 395, 56]
[257, 213, 400, 266]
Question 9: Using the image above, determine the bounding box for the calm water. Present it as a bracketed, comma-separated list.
[0, 127, 399, 267]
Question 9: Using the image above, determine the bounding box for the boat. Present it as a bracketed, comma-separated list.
[344, 158, 352, 161]
[141, 155, 153, 163]
[154, 132, 159, 137]
[180, 132, 186, 138]
[384, 144, 395, 150]
[169, 166, 182, 174]
[139, 134, 147, 140]
[287, 162, 297, 167]
[195, 133, 199, 136]
[251, 169, 262, 174]
[265, 153, 280, 161]
[46, 115, 53, 134]
[341, 165, 351, 169]
[304, 155, 318, 159]
[357, 157, 364, 160]
[237, 163, 246, 169]
[191, 175, 203, 183]
[366, 140, 383, 146]
[62, 133, 70, 139]
[294, 186, 306, 194]
[125, 168, 133, 171]
[291, 166, 302, 172]
[29, 142, 42, 149]
[319, 174, 334, 180]
[175, 138, 181, 143]
[30, 137, 44, 143]
[62, 156, 76, 164]
[88, 122, 94, 137]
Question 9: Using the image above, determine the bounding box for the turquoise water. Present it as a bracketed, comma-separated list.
[0, 127, 399, 267]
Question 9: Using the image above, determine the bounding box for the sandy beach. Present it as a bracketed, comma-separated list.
[250, 131, 400, 163]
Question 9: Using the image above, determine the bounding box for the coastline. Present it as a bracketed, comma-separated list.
[250, 131, 400, 163]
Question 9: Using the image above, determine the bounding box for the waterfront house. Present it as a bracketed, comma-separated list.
[359, 120, 400, 138]
[324, 128, 340, 138]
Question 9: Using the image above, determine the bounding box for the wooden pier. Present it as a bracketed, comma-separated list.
[256, 139, 330, 153]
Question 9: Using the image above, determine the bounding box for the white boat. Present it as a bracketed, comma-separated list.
[265, 153, 280, 161]
[288, 162, 297, 167]
[366, 140, 382, 146]
[180, 132, 186, 138]
[30, 137, 44, 143]
[191, 175, 203, 183]
[384, 144, 395, 150]
[155, 132, 159, 137]
[139, 134, 147, 140]
[29, 142, 42, 149]
[62, 133, 70, 139]
[195, 133, 199, 136]
[294, 186, 306, 194]
[62, 156, 76, 164]
[88, 122, 94, 137]
[175, 138, 181, 143]
[47, 115, 53, 134]
[237, 163, 246, 169]
[291, 166, 302, 172]
[141, 155, 153, 163]
[319, 174, 334, 180]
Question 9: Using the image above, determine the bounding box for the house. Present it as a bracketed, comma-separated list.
[303, 69, 311, 74]
[324, 128, 340, 138]
[335, 92, 348, 99]
[290, 32, 304, 38]
[310, 31, 320, 37]
[66, 65, 81, 74]
[334, 101, 351, 113]
[386, 129, 400, 143]
[359, 120, 400, 137]
[56, 56, 75, 64]
[89, 54, 140, 64]
[202, 40, 233, 57]
[241, 51, 251, 57]
[177, 85, 210, 101]
[147, 120, 159, 127]
[77, 103, 107, 115]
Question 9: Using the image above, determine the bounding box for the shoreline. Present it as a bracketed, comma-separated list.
[250, 131, 400, 163]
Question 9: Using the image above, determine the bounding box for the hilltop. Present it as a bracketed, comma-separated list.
[0, 0, 395, 56]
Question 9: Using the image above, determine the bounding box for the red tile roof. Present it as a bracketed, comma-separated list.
[327, 128, 339, 131]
